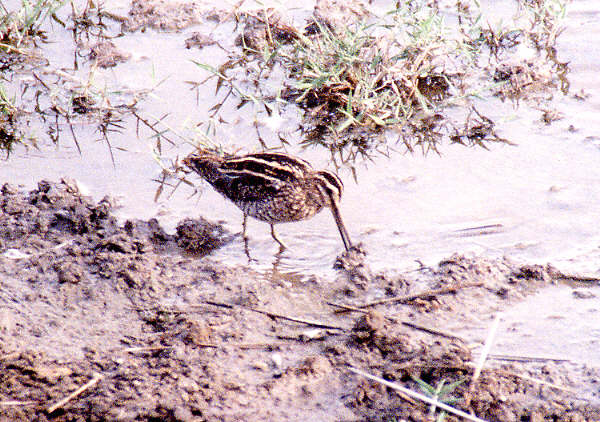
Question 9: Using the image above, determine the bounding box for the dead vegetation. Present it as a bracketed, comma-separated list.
[188, 0, 569, 172]
[1, 0, 571, 182]
[0, 0, 142, 157]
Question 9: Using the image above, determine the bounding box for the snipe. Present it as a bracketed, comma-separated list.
[183, 150, 352, 251]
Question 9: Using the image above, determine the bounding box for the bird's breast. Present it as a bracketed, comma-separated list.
[234, 184, 324, 223]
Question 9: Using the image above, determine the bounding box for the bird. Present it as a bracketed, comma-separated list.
[183, 149, 352, 251]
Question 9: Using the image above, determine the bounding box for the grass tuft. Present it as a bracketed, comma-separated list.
[0, 0, 66, 49]
[192, 0, 569, 169]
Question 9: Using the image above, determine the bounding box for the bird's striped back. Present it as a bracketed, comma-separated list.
[220, 153, 312, 182]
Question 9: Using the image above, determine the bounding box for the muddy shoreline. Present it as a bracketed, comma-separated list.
[2, 0, 600, 419]
[1, 180, 598, 421]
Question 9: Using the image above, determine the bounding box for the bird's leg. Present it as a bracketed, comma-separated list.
[242, 215, 258, 262]
[243, 235, 253, 262]
[270, 224, 287, 250]
[242, 214, 248, 240]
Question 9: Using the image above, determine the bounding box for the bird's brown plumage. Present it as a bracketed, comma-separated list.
[183, 150, 351, 250]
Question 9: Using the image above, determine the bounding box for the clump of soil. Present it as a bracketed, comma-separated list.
[89, 40, 131, 68]
[176, 217, 231, 253]
[334, 243, 372, 290]
[125, 0, 215, 31]
[0, 180, 598, 421]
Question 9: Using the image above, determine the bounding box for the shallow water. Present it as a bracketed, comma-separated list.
[495, 285, 600, 366]
[0, 2, 594, 271]
[3, 1, 600, 275]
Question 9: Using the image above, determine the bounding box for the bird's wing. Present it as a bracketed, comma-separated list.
[211, 170, 283, 202]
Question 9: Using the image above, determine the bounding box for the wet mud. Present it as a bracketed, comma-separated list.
[1, 180, 598, 421]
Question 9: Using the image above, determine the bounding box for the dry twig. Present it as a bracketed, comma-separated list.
[494, 369, 577, 394]
[551, 271, 600, 284]
[485, 353, 570, 363]
[120, 346, 174, 353]
[47, 373, 103, 414]
[400, 320, 465, 341]
[343, 282, 483, 310]
[327, 301, 465, 341]
[0, 401, 36, 407]
[205, 301, 348, 331]
[465, 315, 500, 408]
[348, 366, 490, 422]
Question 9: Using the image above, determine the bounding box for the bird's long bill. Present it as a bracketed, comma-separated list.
[329, 200, 352, 252]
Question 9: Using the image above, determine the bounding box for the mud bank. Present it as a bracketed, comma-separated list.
[0, 180, 598, 421]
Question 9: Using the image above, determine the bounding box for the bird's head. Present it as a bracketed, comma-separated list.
[313, 170, 344, 207]
[182, 151, 224, 178]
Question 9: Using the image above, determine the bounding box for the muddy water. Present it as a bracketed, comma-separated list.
[3, 2, 600, 279]
[3, 0, 599, 281]
[496, 285, 600, 365]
